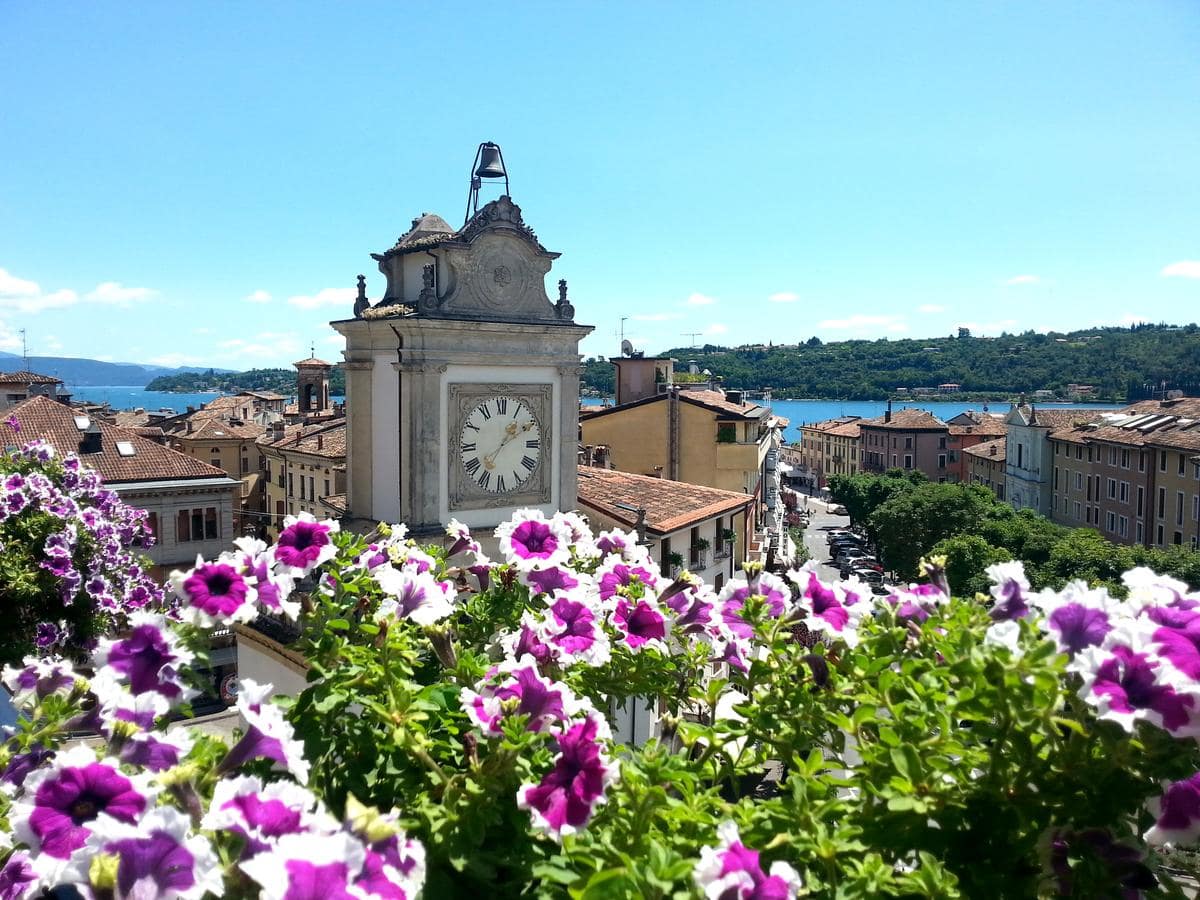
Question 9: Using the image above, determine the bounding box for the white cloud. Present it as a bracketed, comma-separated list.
[1005, 275, 1040, 286]
[0, 320, 22, 351]
[324, 334, 346, 345]
[0, 268, 154, 313]
[819, 314, 908, 333]
[86, 282, 156, 305]
[149, 352, 204, 367]
[43, 335, 63, 352]
[1162, 260, 1200, 279]
[632, 312, 682, 322]
[768, 291, 799, 303]
[244, 289, 272, 304]
[219, 331, 305, 360]
[686, 292, 717, 306]
[918, 303, 945, 314]
[704, 323, 729, 335]
[287, 287, 356, 309]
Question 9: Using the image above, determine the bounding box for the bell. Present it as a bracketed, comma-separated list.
[474, 143, 506, 179]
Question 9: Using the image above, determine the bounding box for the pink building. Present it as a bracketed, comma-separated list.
[859, 408, 952, 481]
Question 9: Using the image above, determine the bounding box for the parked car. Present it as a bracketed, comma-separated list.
[836, 553, 874, 572]
[829, 505, 849, 515]
[850, 567, 884, 585]
[829, 536, 865, 553]
[826, 529, 857, 544]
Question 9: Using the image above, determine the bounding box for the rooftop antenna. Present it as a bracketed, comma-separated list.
[463, 141, 509, 226]
[620, 339, 634, 357]
[20, 329, 27, 367]
[617, 316, 628, 353]
[682, 331, 701, 347]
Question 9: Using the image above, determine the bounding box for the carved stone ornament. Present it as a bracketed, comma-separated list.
[440, 233, 557, 321]
[457, 195, 545, 251]
[447, 382, 553, 511]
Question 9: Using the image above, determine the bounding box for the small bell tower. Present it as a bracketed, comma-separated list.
[294, 350, 332, 415]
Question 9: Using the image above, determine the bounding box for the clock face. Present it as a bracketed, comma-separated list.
[458, 395, 542, 494]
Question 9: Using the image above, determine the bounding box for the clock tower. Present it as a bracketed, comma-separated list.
[332, 153, 593, 536]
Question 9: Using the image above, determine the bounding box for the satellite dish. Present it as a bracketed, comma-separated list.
[620, 339, 634, 357]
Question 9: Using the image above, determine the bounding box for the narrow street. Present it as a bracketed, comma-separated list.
[797, 499, 851, 582]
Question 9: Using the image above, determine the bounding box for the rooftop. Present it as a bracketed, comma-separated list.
[860, 409, 948, 431]
[0, 370, 62, 385]
[577, 466, 754, 535]
[5, 396, 229, 485]
[963, 437, 1007, 463]
[258, 420, 347, 458]
[1049, 398, 1200, 450]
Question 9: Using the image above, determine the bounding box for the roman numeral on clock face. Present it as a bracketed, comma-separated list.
[526, 438, 539, 449]
[479, 403, 492, 420]
[461, 442, 476, 454]
[497, 398, 508, 414]
[478, 470, 491, 490]
[496, 474, 506, 492]
[521, 455, 536, 471]
[464, 458, 481, 477]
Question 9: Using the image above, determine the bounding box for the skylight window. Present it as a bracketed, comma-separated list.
[116, 441, 136, 457]
[73, 416, 90, 430]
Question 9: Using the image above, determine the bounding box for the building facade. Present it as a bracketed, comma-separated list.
[964, 437, 1006, 499]
[1004, 406, 1095, 515]
[0, 370, 66, 409]
[945, 411, 1007, 483]
[797, 416, 861, 489]
[859, 408, 951, 481]
[258, 420, 347, 537]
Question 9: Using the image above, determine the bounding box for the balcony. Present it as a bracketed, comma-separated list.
[716, 441, 759, 471]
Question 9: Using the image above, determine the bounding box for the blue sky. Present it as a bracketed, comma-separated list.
[1, 2, 1197, 371]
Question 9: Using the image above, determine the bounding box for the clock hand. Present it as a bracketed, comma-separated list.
[484, 423, 523, 467]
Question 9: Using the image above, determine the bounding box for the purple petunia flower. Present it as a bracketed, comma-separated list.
[202, 776, 332, 858]
[1073, 637, 1199, 737]
[786, 566, 864, 647]
[233, 536, 299, 620]
[273, 512, 339, 575]
[218, 680, 311, 784]
[496, 509, 571, 569]
[462, 657, 583, 738]
[538, 596, 611, 666]
[10, 746, 154, 880]
[172, 557, 258, 627]
[986, 561, 1031, 621]
[0, 851, 36, 900]
[518, 713, 618, 841]
[2, 656, 80, 708]
[1146, 771, 1200, 845]
[693, 821, 803, 899]
[597, 561, 659, 603]
[663, 582, 716, 635]
[1048, 604, 1113, 656]
[93, 612, 195, 702]
[240, 831, 367, 900]
[64, 806, 223, 900]
[520, 564, 584, 599]
[374, 566, 454, 626]
[613, 597, 668, 651]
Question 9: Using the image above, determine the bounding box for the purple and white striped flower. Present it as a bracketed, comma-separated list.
[10, 746, 155, 880]
[986, 560, 1032, 621]
[93, 612, 195, 702]
[1, 657, 81, 709]
[884, 582, 947, 624]
[64, 806, 223, 900]
[538, 596, 611, 667]
[234, 536, 299, 619]
[120, 725, 194, 773]
[273, 512, 339, 576]
[1072, 633, 1200, 737]
[612, 597, 669, 652]
[1032, 582, 1117, 657]
[788, 566, 863, 647]
[496, 509, 571, 570]
[597, 560, 659, 604]
[202, 775, 333, 858]
[1146, 771, 1200, 846]
[374, 566, 455, 626]
[1123, 567, 1196, 614]
[0, 851, 36, 900]
[461, 656, 582, 737]
[517, 713, 618, 841]
[662, 581, 716, 635]
[171, 556, 259, 627]
[552, 510, 598, 558]
[519, 564, 588, 600]
[239, 830, 366, 900]
[218, 680, 311, 784]
[444, 517, 482, 559]
[693, 821, 802, 900]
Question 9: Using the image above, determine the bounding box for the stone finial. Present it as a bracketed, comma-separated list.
[353, 274, 369, 317]
[555, 278, 574, 321]
[418, 263, 438, 313]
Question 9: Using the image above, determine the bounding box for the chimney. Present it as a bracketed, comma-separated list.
[885, 399, 892, 424]
[726, 390, 744, 405]
[989, 444, 996, 456]
[317, 435, 323, 450]
[80, 422, 102, 454]
[186, 421, 193, 434]
[271, 421, 285, 441]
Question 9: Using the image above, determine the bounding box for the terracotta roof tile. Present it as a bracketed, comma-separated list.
[963, 437, 1006, 463]
[576, 466, 754, 535]
[678, 389, 767, 419]
[860, 409, 948, 431]
[293, 357, 332, 368]
[1049, 398, 1200, 450]
[0, 370, 62, 384]
[948, 417, 1007, 437]
[258, 419, 347, 458]
[5, 396, 228, 485]
[176, 416, 268, 442]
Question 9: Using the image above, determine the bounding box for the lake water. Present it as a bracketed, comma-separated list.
[582, 397, 1125, 444]
[69, 386, 227, 413]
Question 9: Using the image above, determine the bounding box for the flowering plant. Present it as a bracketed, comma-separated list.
[0, 442, 164, 663]
[2, 487, 1200, 896]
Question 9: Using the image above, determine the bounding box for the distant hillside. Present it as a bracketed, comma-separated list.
[146, 367, 345, 395]
[582, 324, 1200, 401]
[0, 352, 226, 387]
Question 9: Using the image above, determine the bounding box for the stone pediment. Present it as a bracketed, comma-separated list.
[437, 232, 560, 322]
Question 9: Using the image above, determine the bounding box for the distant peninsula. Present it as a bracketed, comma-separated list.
[582, 323, 1200, 402]
[146, 367, 345, 396]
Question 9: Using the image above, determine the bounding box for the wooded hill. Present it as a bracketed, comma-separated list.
[585, 323, 1200, 401]
[146, 367, 346, 395]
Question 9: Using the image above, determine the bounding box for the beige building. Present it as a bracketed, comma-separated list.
[0, 370, 67, 408]
[169, 414, 268, 537]
[7, 396, 239, 574]
[796, 416, 861, 489]
[577, 465, 754, 592]
[580, 383, 788, 563]
[1049, 398, 1200, 549]
[964, 437, 1006, 499]
[258, 419, 347, 537]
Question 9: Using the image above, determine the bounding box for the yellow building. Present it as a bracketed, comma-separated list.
[168, 408, 268, 537]
[963, 437, 1006, 500]
[797, 416, 861, 488]
[580, 384, 788, 563]
[258, 419, 347, 537]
